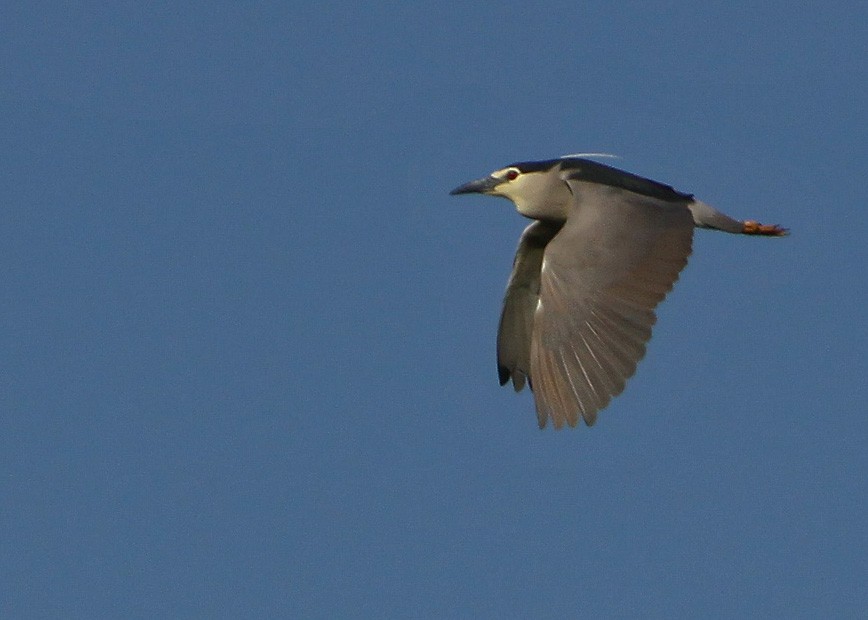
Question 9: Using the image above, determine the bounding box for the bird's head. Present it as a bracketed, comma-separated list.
[450, 159, 572, 221]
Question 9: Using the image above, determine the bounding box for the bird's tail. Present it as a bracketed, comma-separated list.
[688, 200, 788, 236]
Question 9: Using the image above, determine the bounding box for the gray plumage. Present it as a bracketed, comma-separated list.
[451, 156, 787, 429]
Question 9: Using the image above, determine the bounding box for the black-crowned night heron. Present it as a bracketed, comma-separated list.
[450, 155, 787, 429]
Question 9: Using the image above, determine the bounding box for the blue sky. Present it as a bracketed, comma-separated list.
[2, 2, 866, 618]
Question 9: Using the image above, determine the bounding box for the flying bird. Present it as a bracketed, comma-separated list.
[450, 155, 787, 429]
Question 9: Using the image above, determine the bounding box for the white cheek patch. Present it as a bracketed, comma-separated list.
[496, 173, 534, 206]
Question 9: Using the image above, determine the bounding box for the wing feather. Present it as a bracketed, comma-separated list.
[496, 221, 561, 391]
[530, 181, 694, 428]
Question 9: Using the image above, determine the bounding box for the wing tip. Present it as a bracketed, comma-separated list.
[499, 366, 529, 392]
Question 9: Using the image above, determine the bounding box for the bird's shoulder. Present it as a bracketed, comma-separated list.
[557, 158, 693, 203]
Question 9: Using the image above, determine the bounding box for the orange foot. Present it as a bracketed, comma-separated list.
[742, 220, 789, 236]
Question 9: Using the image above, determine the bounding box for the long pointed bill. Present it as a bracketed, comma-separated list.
[449, 176, 501, 195]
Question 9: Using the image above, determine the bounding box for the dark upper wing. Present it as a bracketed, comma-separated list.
[530, 180, 694, 429]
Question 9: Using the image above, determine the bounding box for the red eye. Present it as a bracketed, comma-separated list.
[506, 170, 519, 180]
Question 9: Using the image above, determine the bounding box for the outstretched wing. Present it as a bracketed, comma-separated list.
[530, 180, 694, 428]
[497, 221, 561, 392]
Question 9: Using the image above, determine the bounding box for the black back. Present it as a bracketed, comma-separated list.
[511, 157, 693, 203]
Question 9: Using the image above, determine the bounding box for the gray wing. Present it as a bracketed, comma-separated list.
[497, 221, 561, 392]
[531, 181, 694, 429]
